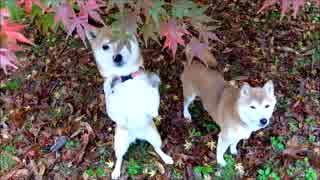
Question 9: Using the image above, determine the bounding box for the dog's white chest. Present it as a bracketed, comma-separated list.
[105, 78, 159, 129]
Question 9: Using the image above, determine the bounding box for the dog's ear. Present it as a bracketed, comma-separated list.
[240, 82, 251, 97]
[263, 80, 274, 96]
[85, 27, 98, 41]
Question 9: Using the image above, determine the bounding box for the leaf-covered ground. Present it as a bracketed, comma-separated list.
[1, 1, 319, 179]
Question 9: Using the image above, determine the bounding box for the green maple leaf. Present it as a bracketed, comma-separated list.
[140, 20, 160, 47]
[148, 0, 166, 28]
[107, 0, 128, 12]
[110, 11, 139, 53]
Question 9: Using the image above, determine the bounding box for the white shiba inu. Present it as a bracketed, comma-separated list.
[86, 27, 173, 179]
[181, 62, 276, 166]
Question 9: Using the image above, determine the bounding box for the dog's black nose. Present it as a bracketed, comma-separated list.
[260, 118, 268, 125]
[113, 54, 123, 65]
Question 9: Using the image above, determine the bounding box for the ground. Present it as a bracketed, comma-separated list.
[0, 1, 319, 179]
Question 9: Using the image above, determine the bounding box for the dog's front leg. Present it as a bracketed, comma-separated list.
[112, 126, 130, 179]
[183, 95, 196, 121]
[216, 132, 232, 166]
[230, 138, 240, 155]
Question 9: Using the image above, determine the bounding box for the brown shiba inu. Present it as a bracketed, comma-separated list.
[181, 62, 277, 166]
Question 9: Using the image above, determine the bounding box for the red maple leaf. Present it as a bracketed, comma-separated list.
[66, 15, 92, 45]
[258, 0, 319, 17]
[160, 20, 189, 57]
[0, 8, 9, 17]
[0, 20, 33, 45]
[0, 48, 18, 74]
[292, 0, 305, 18]
[54, 0, 75, 29]
[16, 0, 48, 13]
[55, 1, 97, 45]
[78, 0, 104, 24]
[280, 0, 289, 19]
[257, 0, 278, 14]
[186, 38, 217, 66]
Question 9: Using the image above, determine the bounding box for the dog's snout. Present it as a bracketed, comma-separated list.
[113, 54, 123, 65]
[259, 118, 268, 125]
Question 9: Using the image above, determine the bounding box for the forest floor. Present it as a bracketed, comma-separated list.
[0, 0, 320, 179]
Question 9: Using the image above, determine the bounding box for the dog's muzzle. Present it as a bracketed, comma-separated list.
[259, 118, 269, 127]
[113, 54, 124, 66]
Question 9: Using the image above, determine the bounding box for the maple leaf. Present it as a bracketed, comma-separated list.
[78, 0, 104, 24]
[160, 20, 189, 57]
[16, 0, 48, 13]
[258, 0, 318, 17]
[141, 21, 160, 47]
[66, 15, 92, 45]
[257, 0, 278, 14]
[0, 48, 18, 74]
[55, 1, 92, 45]
[186, 38, 208, 64]
[135, 0, 153, 17]
[0, 20, 33, 45]
[280, 0, 289, 19]
[185, 38, 217, 67]
[0, 8, 9, 17]
[292, 0, 305, 18]
[148, 0, 166, 28]
[54, 1, 75, 29]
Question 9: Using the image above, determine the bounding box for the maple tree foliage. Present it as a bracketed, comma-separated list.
[16, 0, 48, 13]
[1, 0, 319, 76]
[54, 0, 104, 45]
[258, 0, 320, 18]
[0, 8, 33, 74]
[160, 20, 190, 57]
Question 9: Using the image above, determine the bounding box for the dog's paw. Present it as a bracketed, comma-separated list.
[183, 110, 192, 122]
[217, 158, 227, 167]
[111, 168, 121, 179]
[230, 147, 238, 155]
[162, 154, 174, 165]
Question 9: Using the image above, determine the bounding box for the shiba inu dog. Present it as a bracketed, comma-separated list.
[86, 27, 173, 179]
[181, 62, 276, 166]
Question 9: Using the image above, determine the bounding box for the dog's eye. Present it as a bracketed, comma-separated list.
[265, 105, 270, 108]
[250, 106, 256, 109]
[102, 44, 110, 50]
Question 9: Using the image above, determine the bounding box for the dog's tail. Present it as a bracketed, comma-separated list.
[184, 48, 217, 68]
[147, 73, 161, 88]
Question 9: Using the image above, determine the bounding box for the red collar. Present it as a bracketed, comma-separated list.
[111, 71, 141, 88]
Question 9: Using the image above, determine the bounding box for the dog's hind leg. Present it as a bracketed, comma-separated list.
[183, 93, 196, 121]
[181, 77, 196, 121]
[112, 126, 131, 179]
[143, 122, 173, 164]
[216, 132, 232, 166]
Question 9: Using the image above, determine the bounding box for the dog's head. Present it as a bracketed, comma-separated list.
[237, 80, 276, 130]
[86, 27, 142, 77]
